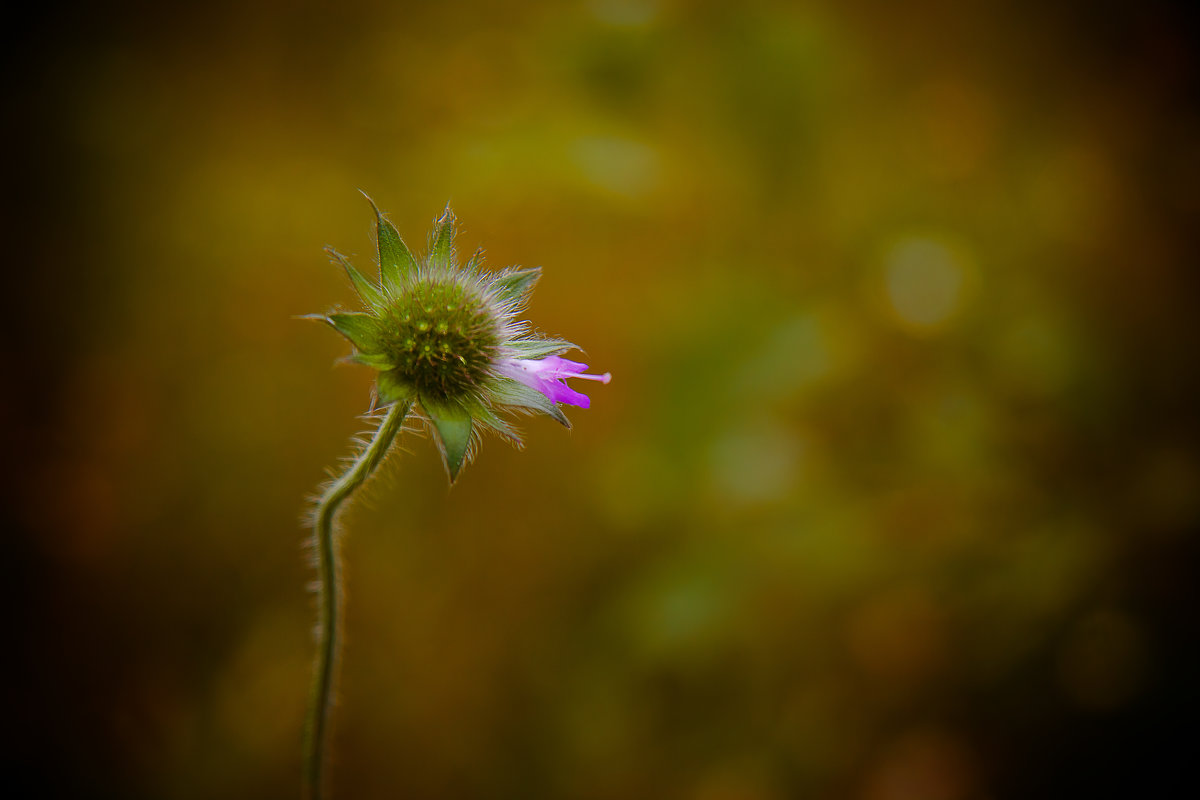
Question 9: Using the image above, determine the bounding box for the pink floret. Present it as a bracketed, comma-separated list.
[499, 355, 611, 408]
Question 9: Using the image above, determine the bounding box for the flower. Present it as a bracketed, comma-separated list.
[305, 195, 609, 482]
[497, 356, 611, 409]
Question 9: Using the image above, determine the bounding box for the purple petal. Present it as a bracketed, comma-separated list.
[498, 356, 609, 409]
[542, 356, 589, 376]
[541, 379, 591, 408]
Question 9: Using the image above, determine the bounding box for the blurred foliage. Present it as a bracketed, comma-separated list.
[7, 0, 1200, 798]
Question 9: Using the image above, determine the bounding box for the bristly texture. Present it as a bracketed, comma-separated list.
[305, 195, 610, 482]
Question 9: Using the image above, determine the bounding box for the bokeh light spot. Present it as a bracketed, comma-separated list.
[709, 422, 801, 505]
[884, 237, 971, 332]
[735, 313, 832, 401]
[588, 0, 660, 27]
[571, 136, 660, 196]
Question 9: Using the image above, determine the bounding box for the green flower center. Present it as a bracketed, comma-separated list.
[379, 278, 501, 400]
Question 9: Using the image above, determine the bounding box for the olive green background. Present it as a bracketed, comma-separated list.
[9, 1, 1200, 798]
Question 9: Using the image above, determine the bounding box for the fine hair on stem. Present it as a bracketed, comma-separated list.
[302, 399, 412, 800]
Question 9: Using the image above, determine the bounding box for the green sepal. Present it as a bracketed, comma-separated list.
[465, 249, 484, 275]
[326, 312, 384, 353]
[421, 394, 473, 482]
[325, 247, 385, 312]
[360, 191, 417, 292]
[428, 205, 457, 270]
[377, 370, 416, 404]
[462, 396, 522, 446]
[491, 377, 571, 428]
[493, 267, 542, 306]
[348, 352, 395, 370]
[506, 338, 577, 360]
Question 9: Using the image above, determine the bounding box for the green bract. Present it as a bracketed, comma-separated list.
[305, 195, 580, 482]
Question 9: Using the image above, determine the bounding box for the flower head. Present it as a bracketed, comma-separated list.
[306, 195, 609, 482]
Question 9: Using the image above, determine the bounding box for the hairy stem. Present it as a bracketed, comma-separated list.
[304, 399, 411, 800]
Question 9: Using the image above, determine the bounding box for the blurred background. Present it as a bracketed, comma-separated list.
[7, 0, 1200, 797]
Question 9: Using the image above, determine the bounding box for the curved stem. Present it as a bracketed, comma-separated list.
[303, 399, 411, 800]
